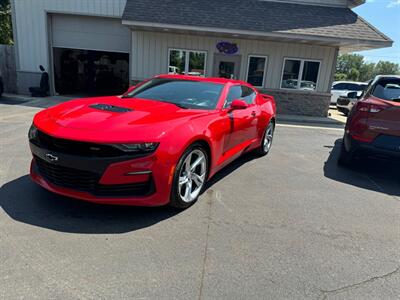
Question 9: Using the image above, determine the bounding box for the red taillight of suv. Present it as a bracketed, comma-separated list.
[355, 101, 388, 114]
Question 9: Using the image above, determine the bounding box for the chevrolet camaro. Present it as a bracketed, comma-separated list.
[29, 75, 276, 208]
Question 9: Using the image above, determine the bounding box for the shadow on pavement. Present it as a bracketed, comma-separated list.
[0, 175, 181, 234]
[324, 139, 400, 197]
[0, 152, 261, 234]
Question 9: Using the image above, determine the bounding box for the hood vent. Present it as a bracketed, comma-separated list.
[90, 103, 132, 113]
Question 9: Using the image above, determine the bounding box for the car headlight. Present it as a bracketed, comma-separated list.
[112, 143, 159, 153]
[28, 124, 38, 140]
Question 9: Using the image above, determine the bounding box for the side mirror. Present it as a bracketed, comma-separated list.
[230, 99, 248, 110]
[347, 92, 358, 99]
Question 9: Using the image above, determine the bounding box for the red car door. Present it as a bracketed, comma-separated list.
[223, 85, 259, 153]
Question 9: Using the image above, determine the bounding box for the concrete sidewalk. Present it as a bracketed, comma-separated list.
[277, 113, 344, 126]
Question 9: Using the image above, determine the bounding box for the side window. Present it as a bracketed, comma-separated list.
[242, 86, 256, 104]
[225, 86, 242, 108]
[225, 85, 256, 107]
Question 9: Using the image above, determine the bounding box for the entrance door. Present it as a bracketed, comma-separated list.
[213, 54, 241, 79]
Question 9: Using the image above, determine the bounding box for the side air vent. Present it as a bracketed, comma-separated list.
[90, 103, 132, 113]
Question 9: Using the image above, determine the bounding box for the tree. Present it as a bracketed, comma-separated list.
[0, 0, 13, 45]
[348, 68, 360, 81]
[359, 62, 375, 82]
[374, 61, 400, 76]
[335, 54, 400, 83]
[336, 54, 364, 75]
[334, 73, 347, 81]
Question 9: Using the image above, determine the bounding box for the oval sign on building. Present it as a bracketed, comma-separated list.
[216, 42, 239, 55]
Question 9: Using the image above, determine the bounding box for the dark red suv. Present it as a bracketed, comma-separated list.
[339, 75, 400, 166]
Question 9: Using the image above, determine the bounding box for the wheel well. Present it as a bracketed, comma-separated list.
[193, 139, 212, 171]
[270, 117, 276, 126]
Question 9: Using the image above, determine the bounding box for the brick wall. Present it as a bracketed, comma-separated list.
[260, 88, 331, 117]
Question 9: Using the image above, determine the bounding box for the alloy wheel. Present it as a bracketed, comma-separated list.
[263, 123, 274, 152]
[178, 149, 207, 203]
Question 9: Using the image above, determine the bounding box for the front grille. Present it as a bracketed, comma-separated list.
[337, 97, 350, 106]
[34, 156, 154, 197]
[35, 155, 100, 191]
[95, 182, 153, 197]
[31, 131, 128, 157]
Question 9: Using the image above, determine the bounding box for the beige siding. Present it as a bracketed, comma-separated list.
[131, 31, 337, 93]
[13, 0, 126, 71]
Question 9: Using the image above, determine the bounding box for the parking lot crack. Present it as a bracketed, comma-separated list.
[198, 191, 214, 300]
[320, 265, 400, 299]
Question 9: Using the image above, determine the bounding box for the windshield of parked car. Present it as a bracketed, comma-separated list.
[123, 78, 224, 110]
[371, 78, 400, 101]
[332, 83, 367, 91]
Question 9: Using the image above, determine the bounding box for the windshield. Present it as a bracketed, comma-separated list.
[124, 78, 224, 110]
[332, 83, 367, 91]
[372, 78, 400, 101]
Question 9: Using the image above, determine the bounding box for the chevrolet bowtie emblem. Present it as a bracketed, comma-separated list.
[45, 153, 59, 163]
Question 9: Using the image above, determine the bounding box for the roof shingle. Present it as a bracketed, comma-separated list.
[122, 0, 391, 43]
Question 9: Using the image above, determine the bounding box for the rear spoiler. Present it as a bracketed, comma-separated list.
[261, 94, 275, 102]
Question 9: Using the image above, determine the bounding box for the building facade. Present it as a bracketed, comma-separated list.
[11, 0, 392, 116]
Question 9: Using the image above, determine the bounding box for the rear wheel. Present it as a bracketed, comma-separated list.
[256, 121, 275, 156]
[338, 138, 354, 166]
[170, 144, 208, 209]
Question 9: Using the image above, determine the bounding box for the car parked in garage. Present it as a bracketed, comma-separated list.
[331, 81, 368, 104]
[28, 74, 276, 208]
[339, 75, 400, 166]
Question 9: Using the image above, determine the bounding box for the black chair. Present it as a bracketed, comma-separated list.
[29, 65, 50, 97]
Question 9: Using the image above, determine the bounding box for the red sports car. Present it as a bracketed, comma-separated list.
[29, 75, 276, 208]
[339, 75, 400, 166]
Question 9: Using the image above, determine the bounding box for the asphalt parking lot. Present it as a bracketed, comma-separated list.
[1, 99, 399, 299]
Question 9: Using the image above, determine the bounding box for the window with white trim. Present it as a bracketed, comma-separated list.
[281, 59, 320, 91]
[246, 55, 267, 87]
[168, 49, 206, 76]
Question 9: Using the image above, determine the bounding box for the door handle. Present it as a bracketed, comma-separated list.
[251, 111, 256, 117]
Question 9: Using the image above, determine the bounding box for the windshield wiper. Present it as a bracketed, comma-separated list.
[390, 98, 400, 102]
[160, 101, 189, 109]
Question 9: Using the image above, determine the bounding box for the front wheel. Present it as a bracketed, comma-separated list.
[256, 121, 275, 156]
[170, 144, 209, 209]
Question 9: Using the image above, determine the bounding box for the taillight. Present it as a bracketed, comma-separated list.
[356, 102, 386, 113]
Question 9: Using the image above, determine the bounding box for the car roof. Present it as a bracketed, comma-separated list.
[156, 74, 247, 85]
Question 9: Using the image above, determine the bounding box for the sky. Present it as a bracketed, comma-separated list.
[353, 0, 400, 64]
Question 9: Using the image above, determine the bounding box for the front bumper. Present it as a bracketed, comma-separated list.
[29, 142, 173, 206]
[336, 97, 355, 114]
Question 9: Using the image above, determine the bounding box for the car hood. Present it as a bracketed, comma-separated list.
[33, 96, 209, 143]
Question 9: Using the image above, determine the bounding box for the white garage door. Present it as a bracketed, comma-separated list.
[52, 14, 131, 53]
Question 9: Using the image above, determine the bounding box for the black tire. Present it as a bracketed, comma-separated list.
[338, 139, 354, 167]
[170, 143, 209, 209]
[256, 120, 275, 156]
